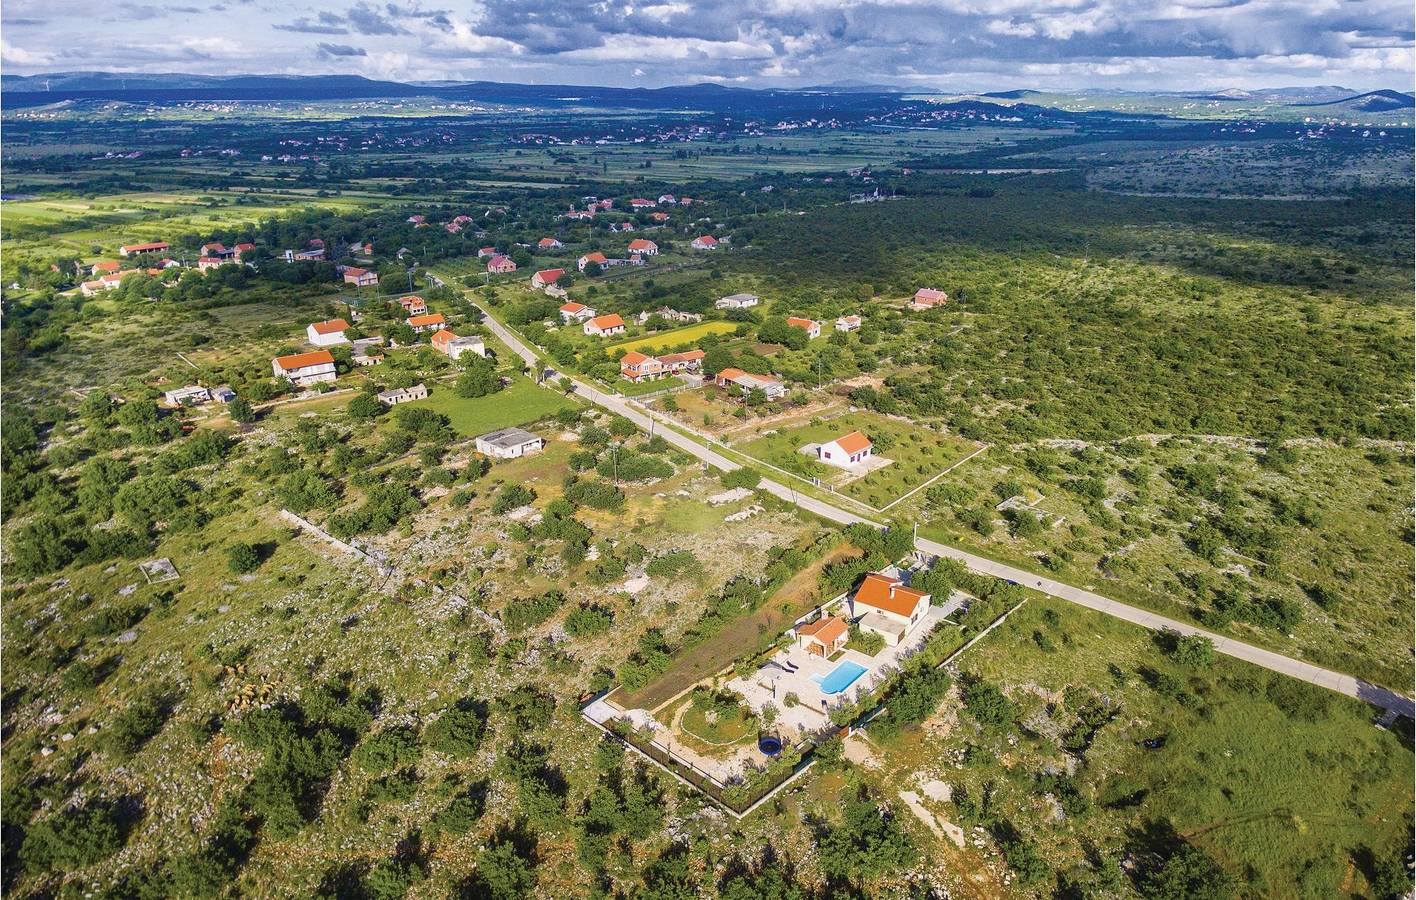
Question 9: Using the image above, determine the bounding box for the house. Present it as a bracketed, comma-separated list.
[629, 198, 655, 209]
[351, 337, 386, 366]
[612, 222, 635, 233]
[407, 313, 446, 333]
[233, 242, 256, 259]
[200, 242, 234, 259]
[272, 350, 337, 386]
[714, 368, 786, 400]
[477, 246, 498, 258]
[430, 328, 486, 361]
[566, 210, 595, 221]
[657, 194, 677, 205]
[306, 318, 350, 346]
[445, 223, 463, 234]
[637, 307, 702, 325]
[119, 241, 169, 257]
[786, 316, 822, 339]
[627, 239, 659, 256]
[163, 385, 210, 406]
[619, 351, 666, 383]
[909, 288, 948, 309]
[475, 427, 544, 459]
[818, 431, 872, 469]
[795, 615, 849, 657]
[453, 215, 473, 225]
[532, 268, 565, 290]
[406, 215, 426, 224]
[650, 212, 670, 223]
[211, 386, 237, 403]
[378, 383, 429, 406]
[850, 572, 931, 646]
[154, 258, 182, 269]
[658, 349, 705, 373]
[583, 313, 626, 337]
[538, 237, 563, 249]
[691, 235, 719, 250]
[559, 301, 595, 323]
[835, 315, 862, 332]
[197, 257, 226, 272]
[716, 293, 759, 309]
[343, 267, 378, 287]
[577, 252, 608, 272]
[283, 247, 325, 262]
[399, 295, 427, 315]
[91, 260, 121, 276]
[486, 254, 517, 274]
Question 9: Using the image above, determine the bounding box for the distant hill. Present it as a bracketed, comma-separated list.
[1294, 89, 1415, 113]
[982, 90, 1038, 100]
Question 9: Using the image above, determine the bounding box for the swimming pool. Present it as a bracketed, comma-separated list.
[814, 660, 868, 695]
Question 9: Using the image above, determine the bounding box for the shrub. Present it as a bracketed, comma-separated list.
[227, 542, 261, 574]
[425, 702, 487, 757]
[565, 605, 613, 637]
[354, 726, 422, 773]
[104, 691, 169, 758]
[20, 802, 125, 871]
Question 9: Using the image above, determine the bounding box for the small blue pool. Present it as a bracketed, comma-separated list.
[814, 660, 868, 695]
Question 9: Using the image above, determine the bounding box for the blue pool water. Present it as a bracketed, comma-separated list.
[814, 660, 868, 695]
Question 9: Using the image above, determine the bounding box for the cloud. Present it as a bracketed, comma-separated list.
[275, 17, 349, 34]
[346, 1, 406, 34]
[317, 41, 368, 56]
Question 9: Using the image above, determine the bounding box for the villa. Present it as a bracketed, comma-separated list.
[620, 351, 666, 382]
[658, 349, 705, 373]
[627, 238, 659, 256]
[850, 572, 931, 646]
[399, 295, 427, 315]
[715, 367, 786, 400]
[691, 235, 719, 250]
[430, 328, 486, 361]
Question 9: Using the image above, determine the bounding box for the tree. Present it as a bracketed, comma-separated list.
[816, 789, 916, 883]
[348, 393, 383, 420]
[228, 397, 255, 423]
[1170, 634, 1216, 668]
[456, 357, 499, 398]
[961, 677, 1016, 728]
[1137, 842, 1233, 899]
[227, 542, 261, 574]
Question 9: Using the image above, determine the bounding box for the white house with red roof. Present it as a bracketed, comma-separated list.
[272, 350, 337, 386]
[850, 572, 931, 646]
[306, 318, 350, 346]
[197, 257, 226, 272]
[817, 431, 872, 469]
[343, 267, 378, 287]
[559, 301, 595, 323]
[794, 614, 849, 657]
[835, 315, 862, 332]
[430, 328, 486, 361]
[407, 312, 446, 333]
[538, 237, 563, 249]
[200, 242, 235, 259]
[909, 288, 948, 309]
[627, 238, 658, 256]
[786, 316, 821, 339]
[657, 194, 677, 205]
[477, 246, 498, 258]
[691, 235, 719, 250]
[583, 313, 626, 336]
[533, 268, 566, 290]
[399, 295, 427, 315]
[714, 368, 786, 400]
[629, 198, 655, 209]
[577, 252, 608, 272]
[657, 349, 705, 373]
[619, 351, 666, 383]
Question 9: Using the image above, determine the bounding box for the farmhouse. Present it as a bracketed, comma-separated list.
[850, 572, 931, 647]
[577, 252, 608, 272]
[343, 267, 379, 287]
[657, 349, 705, 373]
[306, 318, 350, 346]
[430, 328, 486, 361]
[584, 313, 626, 336]
[486, 254, 517, 274]
[836, 315, 862, 332]
[559, 301, 596, 323]
[538, 237, 563, 249]
[399, 295, 427, 315]
[200, 242, 234, 259]
[234, 242, 255, 259]
[627, 238, 659, 256]
[716, 293, 759, 309]
[786, 316, 822, 339]
[377, 383, 429, 406]
[909, 288, 948, 309]
[119, 241, 169, 257]
[795, 615, 849, 657]
[163, 385, 210, 406]
[619, 351, 667, 383]
[532, 268, 565, 290]
[407, 313, 446, 333]
[272, 350, 337, 386]
[91, 261, 121, 276]
[691, 235, 719, 250]
[818, 431, 872, 469]
[715, 368, 786, 400]
[475, 427, 544, 459]
[197, 257, 226, 272]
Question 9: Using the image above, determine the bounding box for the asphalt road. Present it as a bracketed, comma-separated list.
[476, 304, 1415, 718]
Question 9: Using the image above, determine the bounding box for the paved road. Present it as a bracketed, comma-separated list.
[476, 304, 1415, 718]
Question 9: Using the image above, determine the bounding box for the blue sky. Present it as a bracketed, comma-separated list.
[2, 0, 1412, 91]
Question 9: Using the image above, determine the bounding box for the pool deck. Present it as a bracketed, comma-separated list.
[726, 603, 953, 737]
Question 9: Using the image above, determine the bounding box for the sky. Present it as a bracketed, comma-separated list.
[2, 0, 1412, 92]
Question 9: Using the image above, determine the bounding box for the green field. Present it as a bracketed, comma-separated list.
[735, 411, 981, 507]
[602, 321, 737, 357]
[406, 376, 577, 436]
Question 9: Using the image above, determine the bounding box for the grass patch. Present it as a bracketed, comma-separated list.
[603, 321, 737, 358]
[406, 377, 576, 437]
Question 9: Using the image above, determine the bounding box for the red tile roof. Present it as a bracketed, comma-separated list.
[786, 316, 818, 330]
[628, 239, 656, 251]
[855, 572, 930, 617]
[560, 301, 587, 313]
[310, 319, 350, 335]
[658, 349, 705, 364]
[588, 313, 625, 330]
[797, 615, 848, 645]
[275, 350, 335, 371]
[831, 430, 871, 454]
[620, 350, 652, 365]
[408, 313, 446, 327]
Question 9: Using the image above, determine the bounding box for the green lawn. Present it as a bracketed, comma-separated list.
[602, 321, 737, 358]
[735, 411, 980, 508]
[407, 376, 577, 437]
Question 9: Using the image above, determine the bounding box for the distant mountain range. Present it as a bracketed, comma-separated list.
[2, 73, 1410, 119]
